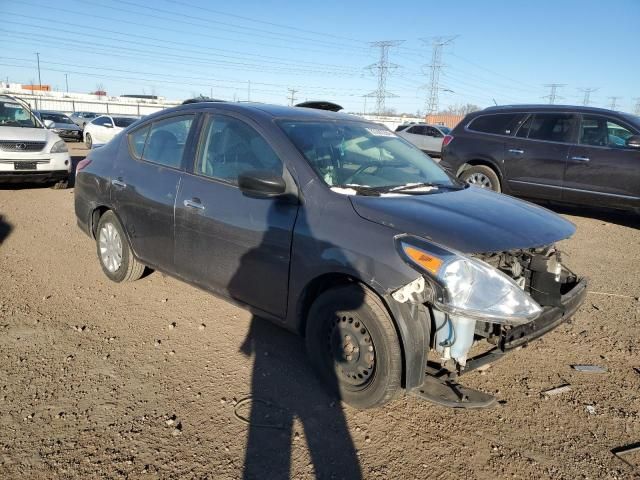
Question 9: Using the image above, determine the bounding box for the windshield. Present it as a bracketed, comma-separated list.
[40, 112, 74, 124]
[280, 121, 455, 191]
[438, 126, 451, 134]
[114, 117, 138, 128]
[0, 99, 41, 128]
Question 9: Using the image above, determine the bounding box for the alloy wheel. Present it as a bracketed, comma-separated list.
[98, 223, 123, 273]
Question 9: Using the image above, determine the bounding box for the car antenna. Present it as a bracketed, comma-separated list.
[492, 98, 498, 106]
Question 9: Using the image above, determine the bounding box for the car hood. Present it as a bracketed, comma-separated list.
[0, 126, 50, 142]
[349, 186, 576, 253]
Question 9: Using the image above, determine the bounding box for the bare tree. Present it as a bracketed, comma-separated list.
[438, 103, 480, 115]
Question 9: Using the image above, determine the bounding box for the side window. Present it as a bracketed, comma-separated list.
[523, 114, 574, 143]
[128, 125, 150, 159]
[142, 115, 194, 169]
[580, 116, 635, 148]
[426, 127, 441, 137]
[196, 115, 283, 185]
[406, 126, 421, 134]
[468, 113, 523, 135]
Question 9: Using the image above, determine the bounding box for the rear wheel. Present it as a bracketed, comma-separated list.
[305, 283, 402, 409]
[85, 133, 92, 149]
[95, 211, 145, 283]
[460, 165, 501, 192]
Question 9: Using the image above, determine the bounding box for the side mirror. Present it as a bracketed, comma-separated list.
[238, 170, 287, 198]
[626, 135, 640, 149]
[104, 123, 114, 128]
[43, 119, 55, 129]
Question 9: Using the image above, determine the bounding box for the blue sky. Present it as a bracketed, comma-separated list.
[2, 0, 639, 114]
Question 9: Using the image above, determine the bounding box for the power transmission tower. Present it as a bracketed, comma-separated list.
[579, 87, 598, 106]
[543, 84, 566, 104]
[634, 98, 640, 115]
[422, 36, 457, 114]
[608, 96, 621, 110]
[366, 40, 404, 115]
[287, 88, 298, 106]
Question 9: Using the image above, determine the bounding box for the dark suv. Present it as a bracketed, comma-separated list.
[74, 101, 586, 409]
[440, 105, 640, 212]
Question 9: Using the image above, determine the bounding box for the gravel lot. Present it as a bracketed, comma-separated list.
[0, 143, 639, 479]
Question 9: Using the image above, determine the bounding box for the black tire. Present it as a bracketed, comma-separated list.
[460, 164, 501, 192]
[305, 283, 402, 409]
[85, 133, 92, 149]
[95, 211, 145, 283]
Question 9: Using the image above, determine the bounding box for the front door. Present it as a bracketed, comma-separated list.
[504, 113, 577, 200]
[564, 114, 640, 209]
[174, 113, 298, 319]
[111, 114, 196, 272]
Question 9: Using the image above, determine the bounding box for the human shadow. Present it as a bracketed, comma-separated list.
[0, 214, 12, 245]
[229, 201, 362, 480]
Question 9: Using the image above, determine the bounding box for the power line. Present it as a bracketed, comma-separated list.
[543, 83, 566, 104]
[366, 40, 404, 115]
[608, 96, 621, 110]
[579, 87, 598, 106]
[423, 36, 457, 114]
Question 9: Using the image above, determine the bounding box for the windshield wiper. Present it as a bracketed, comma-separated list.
[332, 184, 381, 196]
[383, 182, 466, 194]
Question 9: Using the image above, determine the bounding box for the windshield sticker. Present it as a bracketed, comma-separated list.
[365, 127, 396, 137]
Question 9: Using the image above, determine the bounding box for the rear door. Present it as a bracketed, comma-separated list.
[112, 113, 197, 272]
[564, 114, 640, 209]
[399, 125, 428, 150]
[174, 112, 298, 318]
[424, 126, 444, 154]
[504, 113, 577, 200]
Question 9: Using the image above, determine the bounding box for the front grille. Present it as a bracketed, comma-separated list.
[0, 141, 46, 152]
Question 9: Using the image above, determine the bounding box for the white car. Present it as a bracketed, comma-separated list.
[0, 95, 72, 188]
[84, 115, 140, 148]
[397, 123, 451, 156]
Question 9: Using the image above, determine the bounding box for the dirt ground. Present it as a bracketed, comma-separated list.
[0, 143, 639, 479]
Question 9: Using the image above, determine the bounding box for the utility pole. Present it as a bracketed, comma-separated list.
[634, 98, 640, 115]
[579, 87, 597, 106]
[35, 52, 42, 90]
[65, 73, 69, 93]
[543, 84, 565, 104]
[366, 40, 404, 115]
[422, 36, 457, 115]
[287, 88, 298, 106]
[608, 96, 621, 110]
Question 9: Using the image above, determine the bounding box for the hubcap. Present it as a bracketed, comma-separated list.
[327, 315, 375, 387]
[466, 172, 493, 189]
[99, 223, 123, 273]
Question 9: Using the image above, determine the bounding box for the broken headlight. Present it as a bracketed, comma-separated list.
[396, 236, 542, 325]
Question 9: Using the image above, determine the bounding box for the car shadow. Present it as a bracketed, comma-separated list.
[541, 202, 640, 229]
[0, 215, 12, 245]
[229, 201, 363, 480]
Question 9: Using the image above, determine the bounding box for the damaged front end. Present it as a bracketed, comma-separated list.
[392, 235, 588, 408]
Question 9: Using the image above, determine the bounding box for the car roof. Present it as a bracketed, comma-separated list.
[482, 104, 625, 115]
[143, 101, 365, 124]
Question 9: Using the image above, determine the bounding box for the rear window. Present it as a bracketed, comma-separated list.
[468, 113, 523, 135]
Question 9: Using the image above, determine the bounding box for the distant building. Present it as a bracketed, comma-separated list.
[121, 94, 166, 101]
[23, 84, 51, 92]
[91, 90, 107, 97]
[424, 114, 464, 129]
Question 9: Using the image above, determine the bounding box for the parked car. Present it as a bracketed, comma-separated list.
[440, 105, 640, 212]
[70, 111, 99, 129]
[83, 115, 140, 148]
[397, 123, 451, 156]
[34, 110, 83, 142]
[75, 101, 586, 409]
[0, 95, 71, 187]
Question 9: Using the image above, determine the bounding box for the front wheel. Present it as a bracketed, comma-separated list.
[95, 211, 145, 282]
[85, 133, 92, 149]
[305, 283, 402, 409]
[460, 165, 501, 192]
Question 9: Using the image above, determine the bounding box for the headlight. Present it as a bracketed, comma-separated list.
[397, 236, 542, 324]
[50, 140, 68, 153]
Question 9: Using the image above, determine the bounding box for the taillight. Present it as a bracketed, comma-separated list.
[442, 135, 454, 147]
[76, 158, 92, 171]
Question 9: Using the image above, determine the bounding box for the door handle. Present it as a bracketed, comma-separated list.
[570, 156, 590, 163]
[183, 199, 205, 210]
[508, 149, 524, 154]
[111, 178, 126, 188]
